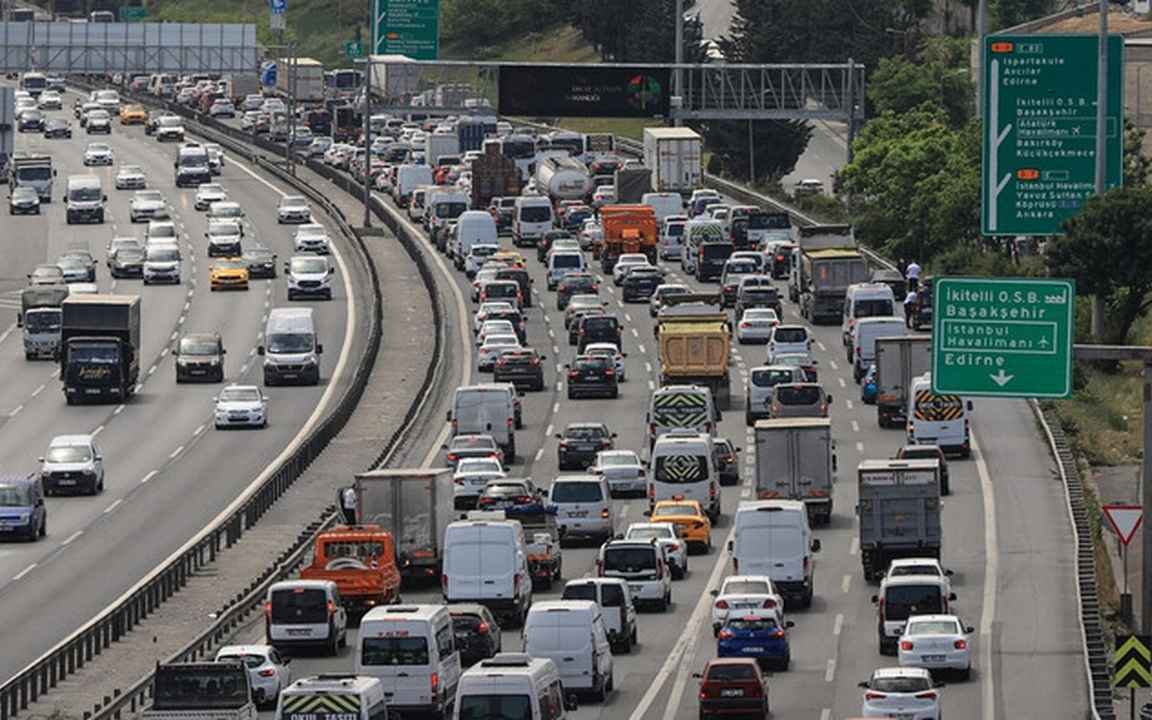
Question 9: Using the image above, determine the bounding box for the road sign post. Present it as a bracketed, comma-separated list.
[981, 34, 1124, 236]
[270, 0, 286, 35]
[1105, 505, 1144, 627]
[931, 277, 1075, 398]
[345, 41, 363, 60]
[373, 0, 440, 60]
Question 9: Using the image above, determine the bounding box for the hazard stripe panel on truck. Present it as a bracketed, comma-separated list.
[912, 389, 964, 421]
[281, 693, 362, 714]
[652, 391, 709, 427]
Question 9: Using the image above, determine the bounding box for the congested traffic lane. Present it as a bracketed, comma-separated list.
[0, 89, 370, 683]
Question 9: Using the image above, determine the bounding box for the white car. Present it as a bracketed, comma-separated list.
[194, 183, 228, 210]
[85, 109, 112, 134]
[650, 283, 691, 317]
[476, 319, 517, 347]
[293, 223, 331, 254]
[277, 195, 311, 223]
[208, 99, 236, 118]
[40, 434, 104, 496]
[896, 614, 973, 678]
[146, 219, 179, 245]
[82, 142, 114, 166]
[859, 667, 941, 719]
[37, 90, 63, 110]
[452, 456, 507, 509]
[589, 449, 646, 498]
[471, 266, 503, 303]
[736, 308, 781, 344]
[154, 115, 186, 141]
[613, 253, 651, 285]
[591, 184, 615, 207]
[207, 219, 244, 257]
[106, 236, 142, 264]
[622, 522, 687, 579]
[205, 143, 226, 173]
[214, 385, 268, 429]
[214, 644, 290, 708]
[129, 190, 169, 223]
[767, 325, 813, 358]
[476, 333, 521, 372]
[309, 136, 333, 157]
[115, 164, 147, 190]
[473, 301, 515, 334]
[884, 558, 954, 597]
[465, 244, 500, 277]
[582, 342, 625, 381]
[709, 575, 785, 636]
[580, 218, 603, 249]
[142, 242, 181, 285]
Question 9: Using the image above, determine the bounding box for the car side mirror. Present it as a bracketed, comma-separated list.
[691, 672, 703, 680]
[785, 620, 795, 628]
[614, 532, 624, 540]
[945, 569, 954, 576]
[256, 346, 265, 355]
[283, 262, 290, 271]
[967, 400, 974, 411]
[811, 539, 821, 552]
[826, 395, 833, 403]
[563, 693, 579, 712]
[871, 595, 880, 603]
[555, 433, 563, 439]
[611, 432, 618, 438]
[727, 539, 733, 552]
[446, 410, 452, 422]
[709, 589, 719, 597]
[858, 681, 870, 689]
[642, 509, 651, 517]
[316, 344, 324, 354]
[949, 592, 957, 601]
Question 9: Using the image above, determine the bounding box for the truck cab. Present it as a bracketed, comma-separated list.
[18, 286, 68, 360]
[298, 525, 402, 614]
[59, 294, 141, 404]
[142, 662, 257, 719]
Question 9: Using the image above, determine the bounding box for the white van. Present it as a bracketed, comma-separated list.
[454, 210, 500, 262]
[680, 218, 725, 274]
[907, 373, 973, 458]
[276, 674, 388, 720]
[454, 653, 577, 720]
[729, 500, 820, 608]
[409, 186, 429, 221]
[547, 475, 614, 543]
[259, 307, 322, 386]
[65, 174, 106, 224]
[851, 316, 908, 382]
[513, 196, 554, 247]
[443, 518, 533, 628]
[357, 604, 461, 717]
[394, 164, 434, 208]
[429, 190, 470, 245]
[265, 579, 348, 656]
[560, 578, 638, 654]
[872, 574, 957, 655]
[521, 601, 614, 701]
[659, 215, 688, 260]
[647, 384, 720, 448]
[448, 384, 517, 464]
[648, 431, 721, 521]
[841, 282, 898, 348]
[546, 251, 585, 291]
[641, 192, 684, 225]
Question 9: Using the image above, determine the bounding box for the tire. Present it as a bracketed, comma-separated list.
[326, 633, 339, 657]
[959, 666, 971, 681]
[746, 411, 754, 426]
[802, 588, 813, 609]
[39, 514, 46, 538]
[593, 676, 606, 703]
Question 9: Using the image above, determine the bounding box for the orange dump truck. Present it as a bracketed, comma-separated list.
[599, 205, 658, 271]
[656, 292, 732, 408]
[299, 524, 402, 615]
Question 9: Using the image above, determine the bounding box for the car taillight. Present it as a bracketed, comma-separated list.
[496, 359, 506, 366]
[864, 692, 887, 700]
[516, 495, 532, 503]
[569, 371, 579, 378]
[479, 497, 493, 506]
[901, 640, 914, 651]
[601, 507, 610, 518]
[802, 555, 809, 574]
[656, 558, 664, 579]
[915, 691, 938, 700]
[454, 478, 464, 485]
[715, 599, 729, 609]
[513, 573, 520, 599]
[531, 358, 539, 365]
[446, 452, 458, 462]
[740, 322, 751, 328]
[710, 484, 717, 499]
[258, 668, 276, 677]
[669, 542, 678, 551]
[489, 452, 500, 459]
[955, 639, 968, 649]
[264, 600, 272, 620]
[597, 559, 604, 575]
[717, 629, 734, 640]
[442, 574, 449, 596]
[772, 629, 786, 638]
[478, 621, 489, 633]
[732, 557, 739, 572]
[327, 600, 336, 618]
[559, 441, 570, 449]
[431, 671, 439, 695]
[877, 597, 886, 619]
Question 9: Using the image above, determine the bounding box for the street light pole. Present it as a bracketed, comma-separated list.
[674, 0, 683, 127]
[362, 55, 372, 229]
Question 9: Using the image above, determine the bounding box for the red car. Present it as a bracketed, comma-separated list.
[695, 657, 770, 718]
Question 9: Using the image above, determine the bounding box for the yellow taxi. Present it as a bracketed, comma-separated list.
[490, 250, 526, 268]
[648, 496, 712, 554]
[209, 257, 250, 291]
[119, 104, 147, 125]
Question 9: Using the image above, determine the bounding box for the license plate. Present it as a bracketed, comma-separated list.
[742, 647, 764, 653]
[85, 389, 100, 394]
[568, 510, 589, 518]
[285, 628, 311, 636]
[58, 479, 76, 485]
[629, 584, 643, 594]
[922, 654, 946, 662]
[720, 688, 744, 697]
[585, 375, 600, 381]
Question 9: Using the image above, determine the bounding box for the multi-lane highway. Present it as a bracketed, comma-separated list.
[212, 168, 1090, 718]
[0, 88, 372, 683]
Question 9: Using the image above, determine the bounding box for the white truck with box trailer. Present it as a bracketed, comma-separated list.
[642, 127, 703, 196]
[753, 417, 835, 525]
[354, 469, 455, 580]
[874, 336, 932, 429]
[856, 458, 942, 582]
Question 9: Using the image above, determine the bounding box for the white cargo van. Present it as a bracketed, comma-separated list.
[521, 601, 614, 701]
[393, 164, 434, 208]
[680, 218, 725, 274]
[65, 175, 106, 224]
[648, 431, 721, 521]
[276, 674, 388, 720]
[443, 518, 533, 628]
[513, 195, 554, 247]
[454, 210, 500, 262]
[258, 307, 322, 386]
[907, 373, 973, 458]
[454, 654, 577, 720]
[850, 316, 908, 382]
[729, 500, 820, 608]
[448, 384, 517, 464]
[841, 282, 898, 348]
[641, 191, 684, 225]
[357, 604, 461, 717]
[546, 251, 585, 291]
[265, 579, 348, 656]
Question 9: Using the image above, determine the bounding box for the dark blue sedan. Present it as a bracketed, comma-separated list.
[717, 613, 794, 671]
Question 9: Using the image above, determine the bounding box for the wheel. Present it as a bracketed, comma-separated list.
[671, 563, 684, 580]
[745, 411, 754, 426]
[38, 515, 46, 537]
[593, 676, 607, 703]
[618, 631, 632, 654]
[959, 666, 971, 681]
[326, 633, 339, 656]
[802, 588, 813, 609]
[942, 478, 950, 496]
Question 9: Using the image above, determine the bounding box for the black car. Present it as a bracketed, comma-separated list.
[565, 355, 618, 400]
[562, 207, 593, 232]
[59, 250, 97, 282]
[495, 267, 533, 309]
[537, 230, 574, 262]
[566, 307, 605, 342]
[18, 110, 44, 132]
[768, 242, 797, 279]
[450, 604, 502, 667]
[493, 347, 546, 391]
[242, 247, 278, 279]
[108, 247, 145, 278]
[575, 314, 623, 353]
[696, 242, 735, 282]
[174, 332, 226, 383]
[43, 118, 72, 139]
[556, 421, 617, 469]
[477, 478, 542, 510]
[488, 308, 527, 344]
[621, 266, 664, 302]
[735, 277, 783, 318]
[713, 437, 741, 486]
[556, 272, 599, 311]
[912, 276, 934, 331]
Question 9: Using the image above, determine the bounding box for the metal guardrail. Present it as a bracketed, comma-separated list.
[0, 80, 394, 720]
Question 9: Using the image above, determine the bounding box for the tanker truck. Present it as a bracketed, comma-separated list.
[534, 152, 592, 202]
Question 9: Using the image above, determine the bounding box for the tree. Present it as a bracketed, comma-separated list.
[868, 54, 972, 129]
[568, 0, 703, 63]
[692, 119, 812, 183]
[1046, 186, 1152, 345]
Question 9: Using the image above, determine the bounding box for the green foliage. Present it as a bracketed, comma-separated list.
[1125, 117, 1152, 188]
[868, 55, 973, 129]
[1046, 186, 1152, 344]
[442, 0, 567, 46]
[691, 119, 812, 184]
[727, 0, 902, 69]
[567, 0, 704, 63]
[990, 0, 1053, 31]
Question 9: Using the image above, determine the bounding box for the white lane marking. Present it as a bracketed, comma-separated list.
[638, 344, 646, 354]
[647, 379, 655, 390]
[842, 575, 851, 594]
[974, 435, 998, 719]
[169, 446, 184, 459]
[631, 327, 640, 337]
[62, 530, 83, 546]
[104, 499, 123, 515]
[619, 505, 629, 519]
[552, 403, 560, 414]
[833, 612, 844, 636]
[646, 519, 741, 720]
[31, 384, 45, 397]
[555, 382, 562, 392]
[849, 537, 860, 556]
[845, 399, 854, 410]
[194, 424, 206, 436]
[544, 424, 554, 437]
[92, 424, 105, 436]
[820, 709, 831, 720]
[547, 328, 555, 338]
[535, 448, 544, 462]
[855, 441, 865, 453]
[829, 360, 838, 370]
[170, 330, 179, 341]
[851, 421, 859, 433]
[740, 487, 751, 498]
[555, 363, 563, 374]
[824, 658, 836, 682]
[13, 564, 37, 581]
[645, 362, 653, 374]
[8, 405, 22, 417]
[816, 341, 827, 351]
[837, 377, 846, 388]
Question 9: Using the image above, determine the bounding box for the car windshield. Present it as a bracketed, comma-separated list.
[572, 357, 609, 371]
[24, 310, 61, 331]
[628, 525, 672, 540]
[562, 584, 597, 601]
[724, 580, 771, 595]
[884, 586, 945, 619]
[565, 425, 607, 440]
[281, 197, 307, 209]
[853, 298, 894, 317]
[198, 184, 224, 195]
[216, 653, 265, 669]
[120, 165, 142, 175]
[450, 436, 497, 451]
[552, 254, 582, 269]
[147, 248, 180, 262]
[179, 339, 219, 355]
[751, 369, 796, 387]
[290, 258, 328, 273]
[906, 619, 959, 636]
[70, 186, 102, 201]
[726, 617, 780, 631]
[776, 386, 821, 405]
[599, 452, 637, 467]
[726, 261, 758, 275]
[603, 547, 655, 572]
[0, 486, 33, 506]
[158, 117, 182, 127]
[134, 191, 163, 203]
[744, 310, 778, 321]
[705, 663, 758, 681]
[457, 696, 532, 720]
[46, 444, 92, 463]
[653, 504, 697, 517]
[13, 188, 37, 200]
[70, 343, 117, 364]
[550, 482, 602, 503]
[210, 221, 241, 236]
[360, 636, 430, 666]
[871, 675, 932, 693]
[773, 328, 807, 343]
[520, 206, 551, 222]
[220, 387, 260, 403]
[456, 458, 501, 473]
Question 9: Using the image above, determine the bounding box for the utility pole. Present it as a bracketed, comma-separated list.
[1092, 0, 1108, 343]
[673, 0, 683, 127]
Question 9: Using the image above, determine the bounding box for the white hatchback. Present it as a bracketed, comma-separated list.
[859, 666, 941, 719]
[476, 333, 521, 372]
[214, 385, 268, 429]
[709, 574, 785, 636]
[896, 614, 973, 678]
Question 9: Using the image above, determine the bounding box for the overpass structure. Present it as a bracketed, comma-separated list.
[0, 21, 257, 74]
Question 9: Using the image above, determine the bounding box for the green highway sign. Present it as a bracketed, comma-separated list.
[345, 41, 363, 60]
[981, 34, 1123, 236]
[119, 6, 146, 21]
[373, 0, 440, 61]
[931, 277, 1075, 398]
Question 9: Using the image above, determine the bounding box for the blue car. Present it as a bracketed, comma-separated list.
[861, 363, 878, 404]
[716, 613, 794, 671]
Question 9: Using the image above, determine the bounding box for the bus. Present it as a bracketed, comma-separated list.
[324, 68, 362, 98]
[19, 72, 48, 97]
[501, 134, 538, 184]
[88, 10, 114, 22]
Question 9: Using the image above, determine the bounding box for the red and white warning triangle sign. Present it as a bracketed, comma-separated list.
[1103, 505, 1145, 547]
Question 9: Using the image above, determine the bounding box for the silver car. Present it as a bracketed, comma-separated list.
[115, 164, 147, 190]
[40, 434, 104, 496]
[589, 449, 645, 497]
[214, 644, 291, 708]
[214, 385, 268, 429]
[130, 190, 169, 222]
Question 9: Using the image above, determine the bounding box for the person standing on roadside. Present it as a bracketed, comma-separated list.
[904, 289, 918, 329]
[342, 486, 358, 525]
[906, 259, 921, 292]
